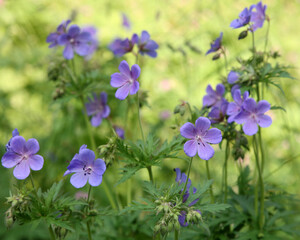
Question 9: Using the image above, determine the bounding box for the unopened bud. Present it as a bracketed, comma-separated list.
[174, 105, 181, 114]
[238, 30, 248, 40]
[212, 53, 221, 60]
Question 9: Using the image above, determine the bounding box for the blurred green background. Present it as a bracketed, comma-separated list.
[1, 0, 300, 238]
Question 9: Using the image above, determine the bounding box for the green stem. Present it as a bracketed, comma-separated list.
[102, 180, 118, 210]
[264, 20, 270, 55]
[147, 166, 154, 183]
[29, 174, 36, 193]
[86, 185, 92, 240]
[137, 93, 145, 142]
[222, 47, 228, 73]
[127, 178, 132, 206]
[174, 229, 179, 240]
[205, 161, 214, 203]
[48, 225, 56, 240]
[251, 31, 256, 65]
[253, 135, 265, 232]
[258, 127, 265, 174]
[253, 136, 259, 218]
[86, 222, 92, 240]
[182, 157, 193, 197]
[224, 140, 230, 203]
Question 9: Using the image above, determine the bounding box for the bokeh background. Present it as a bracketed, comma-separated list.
[1, 0, 300, 238]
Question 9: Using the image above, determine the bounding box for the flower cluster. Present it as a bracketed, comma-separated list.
[47, 20, 98, 60]
[109, 30, 158, 58]
[1, 130, 44, 180]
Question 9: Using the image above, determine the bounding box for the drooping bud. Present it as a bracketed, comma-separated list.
[238, 30, 248, 40]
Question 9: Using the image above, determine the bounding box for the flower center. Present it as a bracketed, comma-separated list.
[70, 38, 75, 44]
[128, 78, 134, 84]
[83, 165, 93, 176]
[195, 135, 205, 146]
[251, 113, 257, 121]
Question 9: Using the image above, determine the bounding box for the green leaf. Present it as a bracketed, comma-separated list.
[198, 203, 231, 213]
[270, 105, 286, 112]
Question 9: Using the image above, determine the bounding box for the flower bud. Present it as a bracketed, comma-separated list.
[238, 30, 248, 40]
[212, 53, 221, 60]
[167, 222, 173, 232]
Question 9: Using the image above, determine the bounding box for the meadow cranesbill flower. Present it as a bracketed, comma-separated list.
[230, 7, 253, 29]
[227, 71, 240, 84]
[136, 31, 159, 58]
[46, 20, 71, 48]
[208, 100, 228, 123]
[66, 148, 106, 188]
[250, 1, 267, 31]
[206, 32, 223, 55]
[203, 84, 226, 108]
[174, 168, 201, 227]
[85, 92, 110, 127]
[227, 89, 249, 123]
[235, 98, 272, 135]
[81, 26, 99, 60]
[122, 13, 131, 30]
[58, 25, 92, 59]
[1, 136, 44, 180]
[110, 60, 140, 100]
[6, 129, 19, 152]
[109, 35, 137, 57]
[63, 144, 87, 176]
[180, 117, 222, 160]
[114, 126, 125, 139]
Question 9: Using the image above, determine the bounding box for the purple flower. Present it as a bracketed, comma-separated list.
[227, 71, 240, 84]
[6, 129, 19, 152]
[85, 92, 110, 127]
[136, 31, 159, 58]
[230, 7, 253, 29]
[58, 25, 92, 59]
[109, 35, 137, 57]
[1, 136, 44, 180]
[114, 126, 125, 139]
[66, 148, 106, 188]
[203, 84, 226, 108]
[46, 20, 71, 48]
[110, 60, 140, 100]
[206, 32, 223, 55]
[180, 117, 222, 160]
[122, 13, 131, 30]
[208, 100, 228, 124]
[235, 98, 272, 135]
[174, 168, 201, 227]
[227, 89, 249, 123]
[81, 26, 99, 60]
[63, 145, 87, 176]
[250, 1, 267, 31]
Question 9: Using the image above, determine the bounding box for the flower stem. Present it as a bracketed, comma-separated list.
[224, 140, 230, 203]
[221, 47, 228, 73]
[137, 93, 145, 142]
[182, 157, 193, 197]
[205, 161, 214, 203]
[127, 178, 132, 206]
[251, 31, 256, 65]
[86, 185, 92, 240]
[258, 127, 265, 173]
[264, 20, 270, 55]
[147, 166, 154, 183]
[174, 229, 179, 240]
[48, 225, 56, 240]
[29, 173, 36, 193]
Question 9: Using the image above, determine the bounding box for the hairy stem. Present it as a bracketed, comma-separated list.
[147, 166, 154, 183]
[182, 157, 193, 197]
[137, 93, 145, 142]
[205, 161, 214, 203]
[86, 185, 93, 240]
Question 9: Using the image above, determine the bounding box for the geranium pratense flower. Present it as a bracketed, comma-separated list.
[63, 144, 87, 176]
[46, 20, 71, 48]
[6, 128, 19, 152]
[66, 148, 106, 188]
[1, 136, 44, 180]
[206, 32, 223, 55]
[208, 100, 228, 124]
[110, 60, 140, 100]
[235, 98, 272, 135]
[114, 126, 125, 139]
[230, 7, 253, 29]
[250, 1, 267, 31]
[81, 26, 99, 60]
[136, 31, 159, 58]
[58, 25, 92, 59]
[174, 168, 201, 227]
[109, 35, 137, 57]
[203, 84, 226, 108]
[180, 117, 222, 160]
[85, 92, 110, 127]
[227, 89, 249, 123]
[227, 71, 240, 84]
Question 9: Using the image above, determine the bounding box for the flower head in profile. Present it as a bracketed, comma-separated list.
[136, 31, 159, 58]
[1, 136, 44, 180]
[235, 98, 272, 135]
[250, 1, 267, 31]
[208, 100, 228, 124]
[63, 144, 87, 176]
[58, 25, 92, 59]
[81, 26, 99, 60]
[230, 7, 253, 29]
[65, 148, 106, 188]
[180, 117, 222, 160]
[174, 168, 201, 227]
[6, 129, 19, 152]
[203, 84, 226, 108]
[122, 13, 131, 30]
[113, 126, 125, 139]
[227, 71, 240, 84]
[110, 60, 140, 100]
[109, 35, 137, 57]
[206, 32, 223, 55]
[227, 89, 249, 123]
[46, 20, 71, 48]
[85, 92, 110, 127]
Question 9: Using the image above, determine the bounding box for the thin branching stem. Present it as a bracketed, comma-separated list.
[224, 140, 230, 203]
[205, 161, 214, 203]
[182, 157, 193, 197]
